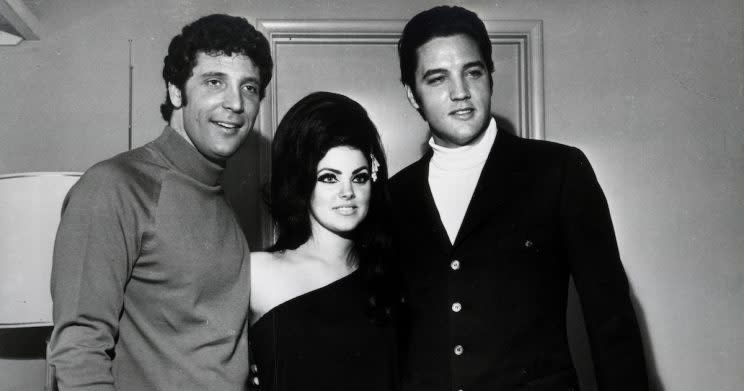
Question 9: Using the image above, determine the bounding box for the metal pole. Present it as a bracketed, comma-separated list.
[128, 39, 133, 150]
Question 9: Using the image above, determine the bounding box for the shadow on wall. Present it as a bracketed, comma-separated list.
[632, 286, 665, 391]
[494, 113, 518, 137]
[567, 279, 664, 391]
[224, 127, 272, 251]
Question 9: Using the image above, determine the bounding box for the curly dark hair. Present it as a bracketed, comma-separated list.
[398, 5, 493, 89]
[269, 91, 398, 324]
[159, 14, 273, 121]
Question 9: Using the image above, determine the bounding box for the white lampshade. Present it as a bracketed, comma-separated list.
[0, 172, 81, 328]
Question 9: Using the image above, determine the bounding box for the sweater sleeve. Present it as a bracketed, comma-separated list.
[558, 148, 649, 390]
[47, 166, 140, 391]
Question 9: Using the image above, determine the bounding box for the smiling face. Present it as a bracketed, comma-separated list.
[169, 52, 261, 163]
[406, 34, 492, 148]
[309, 146, 372, 237]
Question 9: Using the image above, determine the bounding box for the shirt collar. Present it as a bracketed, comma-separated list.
[153, 126, 224, 186]
[429, 117, 497, 171]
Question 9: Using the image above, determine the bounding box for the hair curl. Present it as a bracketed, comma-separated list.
[160, 14, 273, 121]
[268, 91, 398, 324]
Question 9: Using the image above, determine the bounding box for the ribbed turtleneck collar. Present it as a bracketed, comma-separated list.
[429, 117, 497, 171]
[153, 126, 224, 187]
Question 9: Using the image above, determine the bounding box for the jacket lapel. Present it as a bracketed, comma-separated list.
[452, 129, 528, 248]
[406, 151, 453, 254]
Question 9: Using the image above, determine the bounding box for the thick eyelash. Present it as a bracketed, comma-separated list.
[317, 173, 337, 183]
[353, 173, 371, 183]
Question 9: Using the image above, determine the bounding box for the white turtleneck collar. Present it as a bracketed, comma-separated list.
[429, 117, 497, 172]
[428, 118, 497, 244]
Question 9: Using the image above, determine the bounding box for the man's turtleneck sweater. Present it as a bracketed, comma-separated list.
[49, 126, 251, 391]
[428, 118, 497, 243]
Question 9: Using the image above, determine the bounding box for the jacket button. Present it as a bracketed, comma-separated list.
[450, 260, 460, 270]
[451, 302, 462, 312]
[454, 344, 464, 355]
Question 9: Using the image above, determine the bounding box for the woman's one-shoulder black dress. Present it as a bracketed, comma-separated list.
[250, 270, 398, 391]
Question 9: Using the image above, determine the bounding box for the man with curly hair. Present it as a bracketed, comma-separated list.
[47, 14, 272, 390]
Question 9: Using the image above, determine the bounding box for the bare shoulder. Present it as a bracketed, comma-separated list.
[249, 251, 291, 320]
[251, 251, 281, 277]
[250, 251, 275, 265]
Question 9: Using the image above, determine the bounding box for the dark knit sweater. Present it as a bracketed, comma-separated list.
[48, 127, 251, 390]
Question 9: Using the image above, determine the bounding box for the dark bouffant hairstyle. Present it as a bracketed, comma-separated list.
[159, 14, 273, 121]
[269, 91, 397, 323]
[397, 5, 493, 88]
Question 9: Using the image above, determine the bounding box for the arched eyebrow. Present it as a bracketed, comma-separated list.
[317, 168, 341, 175]
[316, 166, 369, 175]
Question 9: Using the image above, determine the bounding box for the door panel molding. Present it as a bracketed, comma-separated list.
[255, 19, 544, 247]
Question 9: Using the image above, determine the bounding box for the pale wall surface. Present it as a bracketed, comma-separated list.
[1, 1, 742, 390]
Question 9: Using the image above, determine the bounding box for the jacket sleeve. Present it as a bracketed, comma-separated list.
[558, 147, 649, 390]
[47, 168, 139, 391]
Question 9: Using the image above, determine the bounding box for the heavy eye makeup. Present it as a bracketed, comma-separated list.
[316, 167, 371, 184]
[317, 171, 338, 183]
[352, 171, 371, 184]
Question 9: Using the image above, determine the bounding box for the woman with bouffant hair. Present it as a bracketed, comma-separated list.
[249, 91, 399, 391]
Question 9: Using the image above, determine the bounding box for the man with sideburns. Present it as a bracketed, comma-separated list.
[48, 14, 272, 390]
[390, 6, 648, 391]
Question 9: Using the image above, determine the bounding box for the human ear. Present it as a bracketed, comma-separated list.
[168, 83, 183, 108]
[404, 84, 420, 110]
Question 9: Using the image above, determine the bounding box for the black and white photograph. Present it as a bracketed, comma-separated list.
[1, 1, 742, 390]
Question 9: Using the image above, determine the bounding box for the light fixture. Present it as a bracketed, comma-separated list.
[0, 0, 41, 46]
[0, 172, 81, 328]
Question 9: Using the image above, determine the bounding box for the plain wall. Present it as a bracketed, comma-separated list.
[1, 1, 742, 390]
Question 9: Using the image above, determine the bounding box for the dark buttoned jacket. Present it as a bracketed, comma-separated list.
[389, 128, 648, 391]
